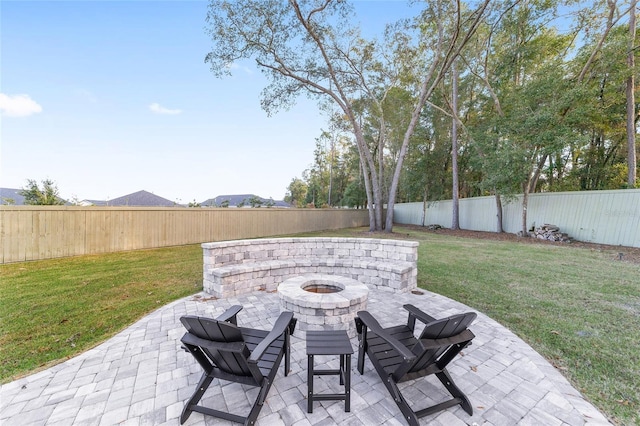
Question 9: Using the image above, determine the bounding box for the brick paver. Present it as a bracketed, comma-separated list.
[0, 289, 613, 425]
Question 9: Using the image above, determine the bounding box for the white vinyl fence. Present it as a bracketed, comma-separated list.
[393, 189, 640, 248]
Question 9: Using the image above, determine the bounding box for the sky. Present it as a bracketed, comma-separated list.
[0, 0, 421, 204]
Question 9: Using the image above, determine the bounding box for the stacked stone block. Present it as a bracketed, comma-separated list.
[278, 274, 369, 338]
[202, 237, 418, 298]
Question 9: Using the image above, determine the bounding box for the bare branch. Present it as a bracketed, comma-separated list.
[577, 0, 634, 82]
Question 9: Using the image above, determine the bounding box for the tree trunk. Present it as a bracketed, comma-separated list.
[577, 1, 618, 83]
[528, 154, 548, 193]
[521, 184, 530, 237]
[376, 127, 386, 230]
[421, 188, 428, 227]
[627, 0, 637, 187]
[451, 60, 460, 230]
[494, 192, 504, 233]
[348, 105, 383, 231]
[360, 159, 376, 231]
[374, 181, 384, 231]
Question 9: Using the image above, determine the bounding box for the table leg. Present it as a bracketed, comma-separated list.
[307, 354, 314, 413]
[345, 354, 351, 412]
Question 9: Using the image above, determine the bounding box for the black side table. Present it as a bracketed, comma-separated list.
[306, 330, 354, 413]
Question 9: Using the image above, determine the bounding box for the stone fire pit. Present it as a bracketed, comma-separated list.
[278, 274, 368, 337]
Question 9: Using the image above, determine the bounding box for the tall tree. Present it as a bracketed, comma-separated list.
[381, 0, 490, 231]
[285, 178, 308, 207]
[204, 0, 490, 232]
[450, 59, 460, 229]
[464, 0, 583, 235]
[19, 179, 65, 205]
[626, 0, 637, 187]
[565, 22, 638, 191]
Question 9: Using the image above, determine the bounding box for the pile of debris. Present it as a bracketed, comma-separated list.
[530, 224, 572, 243]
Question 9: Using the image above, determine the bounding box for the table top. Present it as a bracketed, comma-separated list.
[306, 330, 354, 356]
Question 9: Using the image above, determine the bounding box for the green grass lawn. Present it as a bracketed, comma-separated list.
[0, 245, 202, 382]
[415, 232, 639, 426]
[1, 226, 638, 424]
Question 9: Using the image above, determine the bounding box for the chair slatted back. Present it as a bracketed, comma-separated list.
[409, 312, 477, 373]
[181, 315, 252, 377]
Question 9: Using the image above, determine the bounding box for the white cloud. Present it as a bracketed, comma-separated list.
[225, 62, 253, 75]
[149, 102, 182, 115]
[0, 93, 43, 117]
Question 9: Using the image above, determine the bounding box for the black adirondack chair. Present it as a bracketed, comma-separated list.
[355, 304, 476, 425]
[179, 305, 296, 425]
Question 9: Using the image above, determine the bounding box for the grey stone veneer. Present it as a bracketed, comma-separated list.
[279, 274, 369, 337]
[202, 237, 418, 298]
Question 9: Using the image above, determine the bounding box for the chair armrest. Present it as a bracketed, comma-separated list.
[403, 304, 436, 327]
[248, 312, 295, 363]
[419, 329, 476, 349]
[181, 332, 246, 353]
[216, 305, 243, 325]
[357, 311, 415, 362]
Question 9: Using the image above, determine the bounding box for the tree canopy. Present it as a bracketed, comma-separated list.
[19, 179, 66, 205]
[205, 0, 638, 232]
[205, 0, 491, 231]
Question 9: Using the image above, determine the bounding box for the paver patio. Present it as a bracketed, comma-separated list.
[0, 288, 612, 425]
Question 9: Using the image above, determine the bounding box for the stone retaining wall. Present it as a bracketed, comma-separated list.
[202, 237, 419, 298]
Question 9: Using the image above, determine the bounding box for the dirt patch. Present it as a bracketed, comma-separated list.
[325, 225, 640, 264]
[405, 225, 640, 265]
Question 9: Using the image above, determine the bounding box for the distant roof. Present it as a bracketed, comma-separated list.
[1, 188, 289, 208]
[79, 199, 108, 206]
[0, 187, 70, 205]
[201, 194, 290, 208]
[106, 190, 177, 207]
[0, 188, 25, 205]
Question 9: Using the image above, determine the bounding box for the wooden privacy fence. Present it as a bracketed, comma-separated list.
[393, 189, 640, 248]
[0, 207, 369, 263]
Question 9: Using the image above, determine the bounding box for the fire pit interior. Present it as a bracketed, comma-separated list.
[303, 280, 342, 294]
[278, 274, 369, 337]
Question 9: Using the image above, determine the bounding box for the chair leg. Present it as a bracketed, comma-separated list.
[436, 369, 473, 415]
[382, 375, 420, 426]
[357, 344, 365, 375]
[284, 317, 296, 376]
[245, 379, 271, 426]
[355, 318, 366, 375]
[284, 332, 291, 376]
[356, 334, 368, 375]
[180, 373, 214, 424]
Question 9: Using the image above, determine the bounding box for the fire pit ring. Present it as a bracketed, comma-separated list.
[278, 274, 369, 337]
